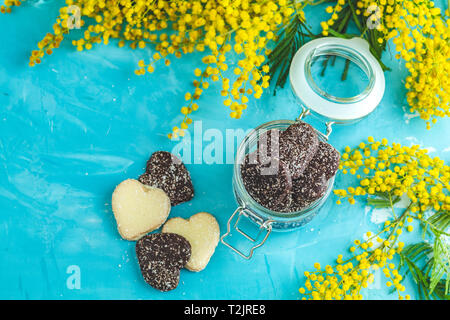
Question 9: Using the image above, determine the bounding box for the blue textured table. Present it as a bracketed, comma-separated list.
[0, 1, 449, 300]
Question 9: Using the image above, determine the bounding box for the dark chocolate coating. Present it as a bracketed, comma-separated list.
[136, 233, 191, 292]
[279, 193, 313, 213]
[241, 154, 292, 212]
[292, 173, 328, 202]
[306, 141, 341, 180]
[139, 151, 194, 206]
[279, 121, 319, 179]
[285, 140, 341, 208]
[256, 129, 281, 166]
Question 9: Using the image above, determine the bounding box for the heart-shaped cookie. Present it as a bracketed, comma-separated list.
[279, 121, 319, 179]
[241, 153, 293, 212]
[139, 151, 194, 206]
[162, 212, 220, 272]
[136, 233, 191, 292]
[112, 179, 171, 241]
[290, 141, 341, 202]
[303, 140, 341, 181]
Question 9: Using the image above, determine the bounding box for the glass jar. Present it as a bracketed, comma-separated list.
[221, 37, 385, 259]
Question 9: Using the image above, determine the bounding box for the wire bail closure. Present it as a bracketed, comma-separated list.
[296, 105, 335, 141]
[220, 207, 274, 259]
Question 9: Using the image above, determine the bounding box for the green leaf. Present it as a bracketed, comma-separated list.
[366, 193, 401, 208]
[399, 241, 450, 300]
[266, 11, 313, 92]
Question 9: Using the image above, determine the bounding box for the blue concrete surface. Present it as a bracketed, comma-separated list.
[0, 1, 448, 299]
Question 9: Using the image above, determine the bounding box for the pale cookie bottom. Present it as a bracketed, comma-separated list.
[162, 212, 220, 271]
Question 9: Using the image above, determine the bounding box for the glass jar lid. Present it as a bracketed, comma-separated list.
[289, 37, 385, 124]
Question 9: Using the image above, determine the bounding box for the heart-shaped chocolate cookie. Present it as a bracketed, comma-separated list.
[304, 140, 341, 181]
[136, 233, 191, 292]
[241, 153, 292, 212]
[279, 121, 319, 179]
[139, 151, 194, 206]
[282, 141, 341, 212]
[162, 212, 220, 272]
[291, 141, 341, 202]
[112, 179, 171, 241]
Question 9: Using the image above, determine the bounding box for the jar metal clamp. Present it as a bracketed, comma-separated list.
[221, 37, 386, 259]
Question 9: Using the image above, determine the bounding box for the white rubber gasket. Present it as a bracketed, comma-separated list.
[289, 37, 385, 123]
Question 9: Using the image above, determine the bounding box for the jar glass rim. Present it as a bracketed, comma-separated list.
[233, 119, 335, 222]
[304, 43, 375, 104]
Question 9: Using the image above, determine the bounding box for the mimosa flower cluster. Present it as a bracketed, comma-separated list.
[4, 0, 448, 134]
[300, 227, 410, 300]
[322, 0, 450, 129]
[21, 0, 300, 139]
[334, 136, 450, 214]
[0, 0, 20, 13]
[299, 138, 449, 300]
